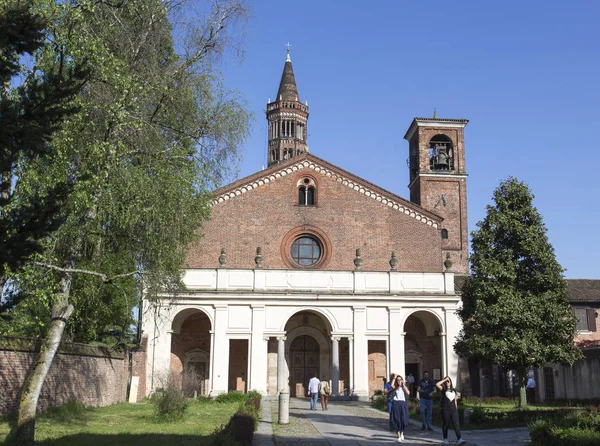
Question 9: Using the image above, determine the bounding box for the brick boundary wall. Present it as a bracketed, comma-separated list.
[0, 336, 146, 415]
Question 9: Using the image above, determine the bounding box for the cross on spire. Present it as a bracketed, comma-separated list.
[285, 42, 292, 61]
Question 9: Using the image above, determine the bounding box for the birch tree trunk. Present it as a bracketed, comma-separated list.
[14, 272, 74, 445]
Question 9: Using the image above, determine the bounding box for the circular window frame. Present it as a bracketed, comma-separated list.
[281, 226, 331, 270]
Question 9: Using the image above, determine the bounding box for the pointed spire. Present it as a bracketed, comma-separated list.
[277, 46, 300, 102]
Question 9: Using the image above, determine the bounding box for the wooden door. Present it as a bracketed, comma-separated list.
[289, 335, 319, 397]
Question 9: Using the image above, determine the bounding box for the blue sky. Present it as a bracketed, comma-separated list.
[216, 0, 600, 278]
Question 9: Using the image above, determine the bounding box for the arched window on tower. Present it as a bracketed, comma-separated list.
[271, 149, 280, 163]
[297, 177, 316, 206]
[429, 134, 454, 171]
[283, 148, 293, 160]
[441, 229, 449, 239]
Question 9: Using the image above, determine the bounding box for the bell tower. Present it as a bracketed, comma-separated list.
[266, 48, 309, 166]
[404, 117, 469, 274]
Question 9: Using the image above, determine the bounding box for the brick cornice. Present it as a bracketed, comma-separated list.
[212, 153, 443, 228]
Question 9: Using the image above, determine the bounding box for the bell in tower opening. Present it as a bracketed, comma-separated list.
[429, 134, 454, 171]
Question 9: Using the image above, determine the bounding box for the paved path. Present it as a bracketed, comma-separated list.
[254, 398, 531, 446]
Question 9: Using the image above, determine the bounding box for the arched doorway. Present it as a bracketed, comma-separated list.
[289, 335, 319, 397]
[404, 311, 443, 382]
[171, 309, 212, 397]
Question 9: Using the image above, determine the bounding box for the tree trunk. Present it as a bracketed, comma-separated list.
[518, 368, 527, 408]
[14, 273, 74, 445]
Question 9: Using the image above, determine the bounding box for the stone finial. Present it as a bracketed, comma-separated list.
[255, 247, 264, 269]
[354, 248, 363, 271]
[218, 248, 227, 268]
[389, 250, 399, 271]
[444, 253, 453, 271]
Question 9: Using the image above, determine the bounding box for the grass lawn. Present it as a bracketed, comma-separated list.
[0, 399, 239, 445]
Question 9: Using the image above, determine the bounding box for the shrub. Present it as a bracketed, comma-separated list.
[529, 410, 600, 445]
[227, 411, 255, 445]
[215, 391, 248, 404]
[152, 381, 189, 421]
[372, 392, 387, 411]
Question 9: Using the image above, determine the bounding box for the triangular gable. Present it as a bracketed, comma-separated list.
[213, 153, 443, 229]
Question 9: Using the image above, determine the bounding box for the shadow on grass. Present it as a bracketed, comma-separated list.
[2, 433, 214, 446]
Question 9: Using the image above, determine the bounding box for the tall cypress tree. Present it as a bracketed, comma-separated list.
[454, 177, 581, 407]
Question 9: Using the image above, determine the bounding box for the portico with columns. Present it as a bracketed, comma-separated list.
[142, 267, 462, 400]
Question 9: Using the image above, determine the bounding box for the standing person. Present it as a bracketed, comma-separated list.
[407, 373, 415, 398]
[319, 376, 330, 410]
[390, 375, 410, 443]
[436, 376, 466, 445]
[526, 373, 536, 404]
[384, 373, 396, 430]
[417, 371, 435, 431]
[308, 374, 320, 410]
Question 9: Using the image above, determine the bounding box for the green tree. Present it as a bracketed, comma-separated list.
[0, 0, 88, 289]
[7, 0, 250, 443]
[454, 177, 582, 408]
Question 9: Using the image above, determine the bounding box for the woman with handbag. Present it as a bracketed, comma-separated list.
[389, 375, 410, 442]
[319, 376, 330, 410]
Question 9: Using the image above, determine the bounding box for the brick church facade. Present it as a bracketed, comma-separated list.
[142, 51, 470, 399]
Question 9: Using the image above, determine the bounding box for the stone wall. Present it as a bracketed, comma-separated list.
[0, 337, 145, 414]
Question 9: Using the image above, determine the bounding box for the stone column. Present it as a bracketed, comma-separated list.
[388, 307, 402, 376]
[352, 306, 369, 400]
[331, 336, 340, 396]
[440, 332, 448, 378]
[249, 305, 267, 394]
[211, 304, 229, 396]
[444, 308, 461, 383]
[145, 307, 173, 394]
[348, 336, 354, 396]
[277, 336, 287, 393]
[208, 329, 215, 395]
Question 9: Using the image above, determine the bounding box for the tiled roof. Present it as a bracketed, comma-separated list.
[567, 279, 600, 302]
[453, 276, 600, 303]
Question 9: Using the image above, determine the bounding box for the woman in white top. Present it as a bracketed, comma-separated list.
[390, 375, 410, 442]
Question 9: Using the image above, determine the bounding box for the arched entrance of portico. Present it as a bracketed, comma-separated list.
[404, 311, 444, 383]
[170, 308, 212, 397]
[267, 309, 350, 397]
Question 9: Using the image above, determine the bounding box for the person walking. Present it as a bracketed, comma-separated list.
[384, 373, 396, 430]
[319, 376, 330, 410]
[526, 373, 536, 404]
[436, 376, 465, 445]
[308, 374, 320, 410]
[417, 370, 435, 431]
[389, 375, 410, 442]
[407, 373, 415, 398]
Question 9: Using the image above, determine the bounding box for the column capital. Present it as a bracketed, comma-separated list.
[439, 332, 447, 336]
[276, 336, 287, 342]
[400, 332, 406, 337]
[330, 336, 341, 342]
[353, 306, 366, 313]
[251, 304, 265, 310]
[263, 336, 271, 342]
[388, 307, 402, 313]
[214, 304, 228, 311]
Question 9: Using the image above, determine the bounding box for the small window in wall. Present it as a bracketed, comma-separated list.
[297, 177, 316, 205]
[574, 307, 597, 332]
[441, 229, 449, 239]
